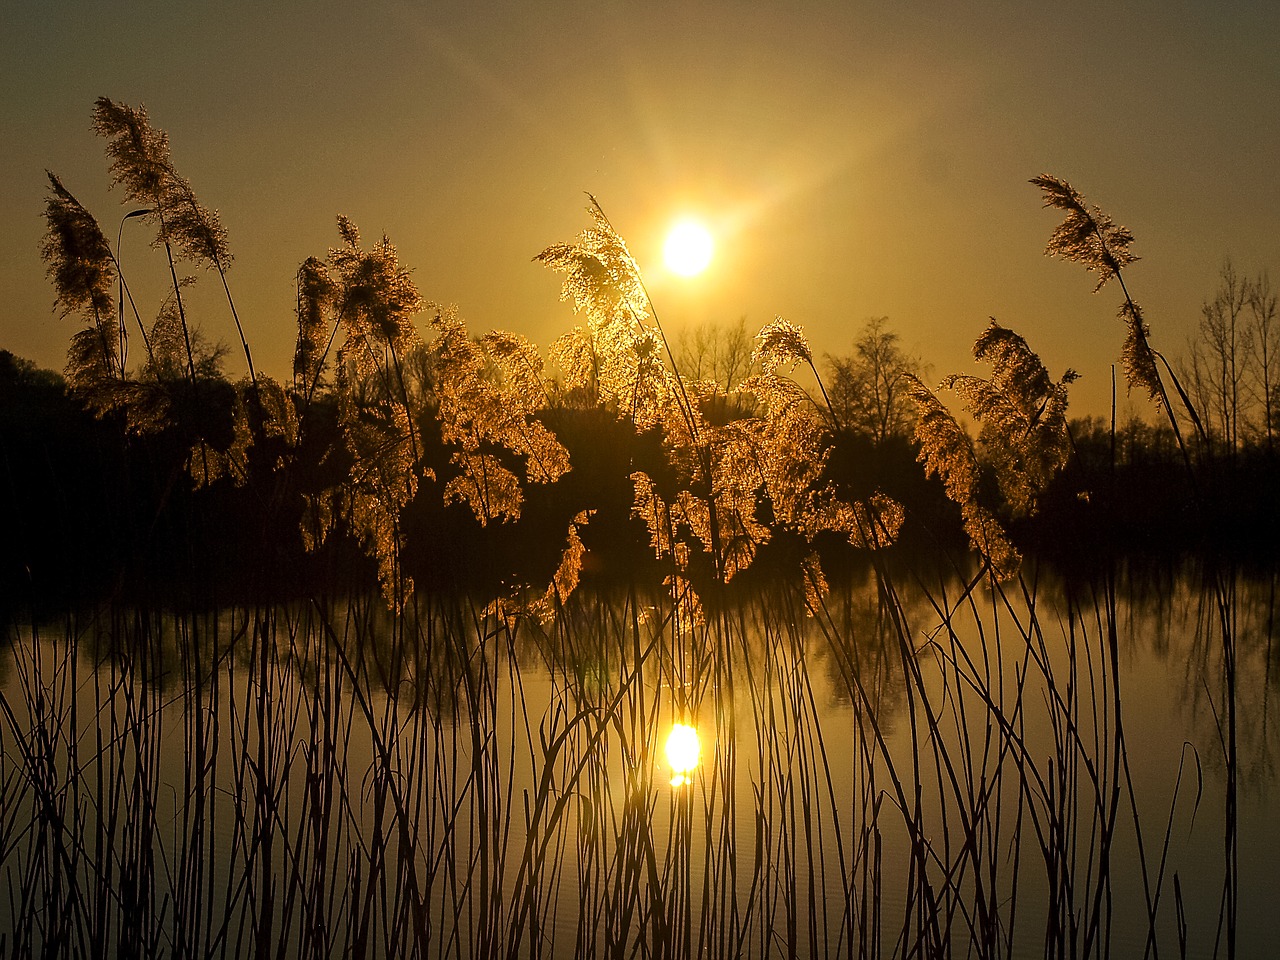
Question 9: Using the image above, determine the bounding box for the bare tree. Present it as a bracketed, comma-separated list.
[1180, 259, 1280, 455]
[675, 316, 755, 392]
[1182, 260, 1253, 455]
[1245, 271, 1278, 452]
[826, 316, 925, 444]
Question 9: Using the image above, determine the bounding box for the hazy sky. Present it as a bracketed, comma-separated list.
[4, 0, 1278, 417]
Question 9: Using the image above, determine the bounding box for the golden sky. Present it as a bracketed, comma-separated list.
[4, 0, 1279, 417]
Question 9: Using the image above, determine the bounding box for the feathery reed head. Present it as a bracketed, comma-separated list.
[294, 256, 336, 387]
[92, 97, 169, 204]
[329, 216, 422, 354]
[1119, 300, 1163, 407]
[908, 371, 1022, 578]
[41, 172, 116, 326]
[1032, 174, 1138, 293]
[752, 317, 813, 375]
[945, 321, 1076, 517]
[92, 97, 232, 268]
[535, 199, 649, 330]
[165, 176, 232, 268]
[1033, 175, 1166, 407]
[63, 329, 123, 405]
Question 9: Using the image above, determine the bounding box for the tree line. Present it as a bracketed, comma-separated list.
[4, 99, 1278, 618]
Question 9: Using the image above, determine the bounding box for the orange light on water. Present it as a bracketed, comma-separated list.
[665, 722, 701, 787]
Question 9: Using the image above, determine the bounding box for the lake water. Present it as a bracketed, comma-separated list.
[1, 558, 1275, 958]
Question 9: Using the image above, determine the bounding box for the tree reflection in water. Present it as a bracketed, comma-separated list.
[1, 560, 1275, 958]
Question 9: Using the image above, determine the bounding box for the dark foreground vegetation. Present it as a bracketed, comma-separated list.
[0, 99, 1273, 959]
[5, 341, 1279, 614]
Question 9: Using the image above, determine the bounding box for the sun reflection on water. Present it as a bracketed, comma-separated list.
[665, 722, 701, 787]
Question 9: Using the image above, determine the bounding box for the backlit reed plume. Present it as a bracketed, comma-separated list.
[40, 172, 121, 394]
[539, 203, 675, 429]
[294, 256, 338, 398]
[908, 321, 1075, 578]
[435, 316, 570, 526]
[93, 97, 254, 383]
[1032, 174, 1161, 407]
[536, 201, 649, 328]
[490, 508, 595, 623]
[943, 321, 1077, 517]
[751, 316, 813, 376]
[42, 174, 175, 439]
[744, 321, 903, 549]
[907, 378, 1019, 579]
[745, 318, 906, 560]
[308, 217, 425, 602]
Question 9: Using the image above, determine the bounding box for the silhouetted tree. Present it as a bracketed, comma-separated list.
[825, 317, 924, 444]
[675, 316, 755, 391]
[1182, 260, 1252, 455]
[1244, 271, 1278, 453]
[673, 317, 759, 422]
[1177, 260, 1280, 458]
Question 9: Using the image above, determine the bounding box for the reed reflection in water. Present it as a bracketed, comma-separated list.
[1, 560, 1276, 959]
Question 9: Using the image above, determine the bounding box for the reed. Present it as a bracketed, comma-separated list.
[0, 556, 1266, 958]
[1, 101, 1264, 959]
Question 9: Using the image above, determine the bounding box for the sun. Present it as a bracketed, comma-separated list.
[665, 722, 701, 787]
[663, 219, 714, 276]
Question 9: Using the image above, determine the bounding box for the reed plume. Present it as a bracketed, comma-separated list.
[943, 321, 1077, 518]
[301, 216, 428, 601]
[41, 174, 117, 343]
[751, 316, 813, 376]
[536, 202, 649, 329]
[431, 311, 570, 526]
[907, 319, 1075, 577]
[472, 328, 569, 486]
[1032, 173, 1137, 292]
[293, 256, 337, 395]
[492, 509, 595, 623]
[41, 172, 122, 397]
[538, 202, 675, 430]
[1032, 173, 1161, 406]
[907, 374, 1021, 578]
[93, 97, 254, 383]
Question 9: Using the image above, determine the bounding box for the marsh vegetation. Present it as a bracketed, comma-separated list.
[2, 100, 1276, 958]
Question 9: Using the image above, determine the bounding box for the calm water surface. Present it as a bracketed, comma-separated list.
[1, 560, 1275, 958]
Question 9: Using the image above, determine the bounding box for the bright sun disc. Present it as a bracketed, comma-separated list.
[663, 220, 714, 276]
[665, 723, 701, 786]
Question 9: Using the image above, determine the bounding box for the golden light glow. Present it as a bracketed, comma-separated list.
[665, 722, 701, 786]
[663, 220, 714, 276]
